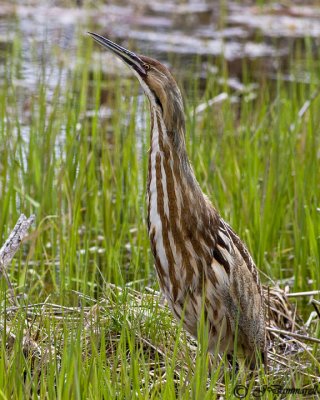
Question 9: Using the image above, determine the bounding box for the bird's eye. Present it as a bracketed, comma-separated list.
[143, 63, 150, 71]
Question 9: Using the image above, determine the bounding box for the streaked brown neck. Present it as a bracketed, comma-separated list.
[146, 98, 219, 297]
[147, 89, 201, 199]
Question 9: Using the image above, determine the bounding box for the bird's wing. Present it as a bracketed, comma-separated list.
[216, 218, 261, 292]
[208, 217, 265, 353]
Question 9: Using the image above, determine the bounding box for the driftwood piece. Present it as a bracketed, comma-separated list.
[0, 214, 35, 305]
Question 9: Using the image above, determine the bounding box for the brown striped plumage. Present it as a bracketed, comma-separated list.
[89, 33, 266, 367]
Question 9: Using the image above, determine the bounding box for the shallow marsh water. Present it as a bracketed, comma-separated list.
[1, 1, 320, 91]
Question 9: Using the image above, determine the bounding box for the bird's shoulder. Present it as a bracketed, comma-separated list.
[210, 216, 261, 292]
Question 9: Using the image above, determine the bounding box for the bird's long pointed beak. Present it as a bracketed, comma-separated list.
[88, 32, 147, 77]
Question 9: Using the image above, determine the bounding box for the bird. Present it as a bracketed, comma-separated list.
[89, 32, 267, 368]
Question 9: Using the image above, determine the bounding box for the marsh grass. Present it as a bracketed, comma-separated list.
[0, 21, 319, 398]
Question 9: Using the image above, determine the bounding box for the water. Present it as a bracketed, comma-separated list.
[1, 1, 319, 82]
[1, 0, 319, 189]
[1, 0, 319, 218]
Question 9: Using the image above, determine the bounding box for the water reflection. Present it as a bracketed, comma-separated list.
[0, 0, 319, 146]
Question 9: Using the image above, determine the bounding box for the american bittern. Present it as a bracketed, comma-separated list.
[89, 32, 266, 367]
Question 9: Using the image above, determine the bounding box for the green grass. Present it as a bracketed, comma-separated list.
[0, 16, 320, 399]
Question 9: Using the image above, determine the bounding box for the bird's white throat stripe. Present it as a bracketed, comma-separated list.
[147, 107, 197, 299]
[140, 76, 203, 297]
[148, 109, 168, 275]
[148, 106, 186, 289]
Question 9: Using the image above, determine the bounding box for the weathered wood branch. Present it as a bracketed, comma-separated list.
[0, 214, 35, 305]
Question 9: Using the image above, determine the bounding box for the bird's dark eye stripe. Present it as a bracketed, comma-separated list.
[155, 97, 162, 109]
[151, 90, 162, 110]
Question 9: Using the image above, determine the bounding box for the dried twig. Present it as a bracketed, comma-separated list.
[286, 290, 320, 298]
[0, 214, 35, 306]
[267, 327, 320, 345]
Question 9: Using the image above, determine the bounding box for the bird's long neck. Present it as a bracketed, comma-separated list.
[147, 103, 218, 297]
[147, 105, 197, 233]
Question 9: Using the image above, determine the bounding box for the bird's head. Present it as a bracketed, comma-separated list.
[89, 32, 185, 134]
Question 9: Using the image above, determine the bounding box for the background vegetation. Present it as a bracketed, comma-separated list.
[0, 1, 319, 398]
